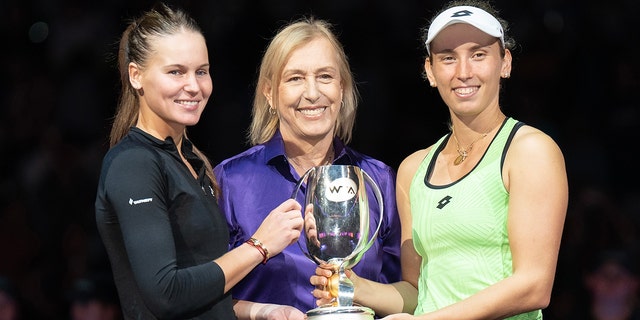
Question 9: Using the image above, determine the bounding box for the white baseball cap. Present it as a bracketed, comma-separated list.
[425, 5, 504, 55]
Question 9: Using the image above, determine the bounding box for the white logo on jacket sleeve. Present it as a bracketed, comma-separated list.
[129, 198, 153, 205]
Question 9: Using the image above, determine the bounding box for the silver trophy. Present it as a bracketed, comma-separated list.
[291, 165, 383, 320]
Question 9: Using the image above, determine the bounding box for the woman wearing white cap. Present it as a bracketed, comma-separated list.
[310, 1, 568, 319]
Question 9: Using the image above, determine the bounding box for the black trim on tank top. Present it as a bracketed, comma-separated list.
[500, 121, 524, 170]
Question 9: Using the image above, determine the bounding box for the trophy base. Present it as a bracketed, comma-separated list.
[306, 305, 375, 320]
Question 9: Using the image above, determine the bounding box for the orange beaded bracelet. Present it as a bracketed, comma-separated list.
[245, 237, 269, 265]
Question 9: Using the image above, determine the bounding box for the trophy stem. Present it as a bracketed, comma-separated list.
[324, 259, 355, 307]
[337, 264, 354, 307]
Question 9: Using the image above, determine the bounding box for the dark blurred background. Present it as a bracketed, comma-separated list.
[1, 0, 639, 319]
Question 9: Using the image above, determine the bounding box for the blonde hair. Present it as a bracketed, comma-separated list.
[248, 17, 359, 145]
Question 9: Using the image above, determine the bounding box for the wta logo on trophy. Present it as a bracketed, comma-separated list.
[325, 178, 357, 202]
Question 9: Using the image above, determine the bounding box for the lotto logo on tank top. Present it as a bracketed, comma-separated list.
[325, 178, 357, 202]
[437, 195, 452, 209]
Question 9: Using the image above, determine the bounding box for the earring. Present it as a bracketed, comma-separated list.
[269, 107, 276, 115]
[430, 82, 436, 87]
[503, 73, 510, 78]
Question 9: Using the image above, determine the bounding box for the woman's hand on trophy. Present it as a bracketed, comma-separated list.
[310, 265, 336, 306]
[310, 266, 359, 306]
[253, 199, 304, 259]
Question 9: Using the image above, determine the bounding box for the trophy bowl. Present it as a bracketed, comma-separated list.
[291, 165, 383, 320]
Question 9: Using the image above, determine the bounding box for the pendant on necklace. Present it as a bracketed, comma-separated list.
[454, 150, 468, 166]
[454, 155, 465, 165]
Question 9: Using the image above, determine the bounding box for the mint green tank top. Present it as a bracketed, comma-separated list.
[410, 117, 541, 319]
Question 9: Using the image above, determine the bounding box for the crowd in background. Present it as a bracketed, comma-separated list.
[0, 0, 638, 318]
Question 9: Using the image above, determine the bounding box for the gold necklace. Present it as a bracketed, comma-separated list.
[451, 117, 502, 166]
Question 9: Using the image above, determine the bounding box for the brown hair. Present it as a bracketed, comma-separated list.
[111, 2, 218, 194]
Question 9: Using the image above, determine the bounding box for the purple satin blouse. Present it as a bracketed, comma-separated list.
[214, 130, 401, 312]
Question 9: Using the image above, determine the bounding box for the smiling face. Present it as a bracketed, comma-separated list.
[425, 23, 511, 117]
[266, 37, 343, 143]
[129, 29, 212, 138]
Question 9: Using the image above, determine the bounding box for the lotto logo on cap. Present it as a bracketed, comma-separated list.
[425, 5, 504, 54]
